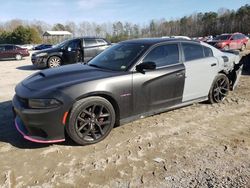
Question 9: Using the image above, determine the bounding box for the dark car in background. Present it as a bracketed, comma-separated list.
[207, 33, 248, 51]
[31, 37, 111, 68]
[32, 44, 53, 51]
[0, 44, 30, 60]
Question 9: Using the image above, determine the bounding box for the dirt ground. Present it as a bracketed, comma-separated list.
[0, 50, 250, 188]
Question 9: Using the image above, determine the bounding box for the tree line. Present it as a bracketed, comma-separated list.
[0, 4, 249, 44]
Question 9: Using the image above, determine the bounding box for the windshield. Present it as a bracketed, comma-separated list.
[53, 39, 70, 48]
[214, 35, 231, 40]
[88, 43, 147, 71]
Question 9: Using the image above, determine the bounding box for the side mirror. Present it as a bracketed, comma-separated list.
[67, 47, 72, 51]
[136, 61, 156, 74]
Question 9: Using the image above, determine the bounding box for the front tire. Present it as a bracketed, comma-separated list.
[241, 44, 246, 51]
[47, 56, 61, 68]
[223, 45, 229, 50]
[208, 74, 229, 104]
[66, 97, 115, 145]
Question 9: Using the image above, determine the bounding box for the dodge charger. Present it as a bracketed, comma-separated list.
[12, 38, 242, 145]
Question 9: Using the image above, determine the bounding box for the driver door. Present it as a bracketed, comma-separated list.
[63, 39, 82, 64]
[132, 43, 185, 115]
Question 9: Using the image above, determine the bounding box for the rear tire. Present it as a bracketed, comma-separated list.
[15, 54, 22, 60]
[47, 56, 61, 68]
[66, 97, 115, 145]
[208, 74, 229, 104]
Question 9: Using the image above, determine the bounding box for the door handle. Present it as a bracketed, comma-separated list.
[211, 63, 217, 67]
[176, 72, 184, 77]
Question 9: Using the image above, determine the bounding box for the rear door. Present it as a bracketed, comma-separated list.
[181, 42, 218, 102]
[133, 43, 185, 114]
[83, 38, 99, 62]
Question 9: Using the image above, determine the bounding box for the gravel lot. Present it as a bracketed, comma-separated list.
[0, 51, 250, 187]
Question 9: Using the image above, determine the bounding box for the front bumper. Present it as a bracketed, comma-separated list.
[31, 56, 48, 68]
[15, 116, 65, 143]
[12, 95, 66, 143]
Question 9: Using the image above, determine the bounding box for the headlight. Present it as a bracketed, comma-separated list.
[35, 52, 48, 57]
[28, 99, 62, 109]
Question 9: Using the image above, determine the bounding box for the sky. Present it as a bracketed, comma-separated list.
[0, 0, 249, 24]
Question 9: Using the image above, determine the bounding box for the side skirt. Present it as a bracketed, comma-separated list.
[120, 96, 208, 125]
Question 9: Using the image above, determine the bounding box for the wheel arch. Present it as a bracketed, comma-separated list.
[218, 70, 232, 89]
[68, 92, 120, 127]
[46, 55, 63, 66]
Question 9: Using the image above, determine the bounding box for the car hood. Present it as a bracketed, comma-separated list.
[33, 47, 59, 55]
[22, 64, 121, 91]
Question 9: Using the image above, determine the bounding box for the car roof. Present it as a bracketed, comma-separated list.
[73, 37, 107, 40]
[120, 38, 199, 46]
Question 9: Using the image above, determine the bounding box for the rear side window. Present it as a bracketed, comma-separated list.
[5, 45, 14, 51]
[182, 43, 204, 61]
[96, 39, 107, 45]
[143, 44, 180, 67]
[84, 39, 98, 47]
[203, 46, 213, 57]
[239, 34, 246, 39]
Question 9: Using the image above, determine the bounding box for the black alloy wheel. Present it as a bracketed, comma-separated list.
[66, 97, 115, 145]
[208, 74, 229, 103]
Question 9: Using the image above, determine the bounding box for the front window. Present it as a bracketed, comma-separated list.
[143, 44, 180, 67]
[68, 40, 81, 50]
[88, 43, 147, 71]
[214, 35, 231, 40]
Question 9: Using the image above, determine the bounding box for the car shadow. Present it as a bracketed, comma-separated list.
[241, 54, 250, 75]
[0, 100, 74, 149]
[16, 65, 37, 71]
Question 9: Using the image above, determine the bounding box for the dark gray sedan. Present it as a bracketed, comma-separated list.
[13, 38, 242, 145]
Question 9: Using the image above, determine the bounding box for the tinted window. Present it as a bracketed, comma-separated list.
[88, 43, 147, 71]
[143, 44, 179, 67]
[238, 34, 245, 39]
[204, 46, 213, 57]
[84, 39, 98, 47]
[232, 35, 238, 40]
[68, 40, 81, 50]
[5, 45, 14, 51]
[183, 43, 204, 61]
[0, 46, 5, 51]
[214, 35, 231, 40]
[96, 39, 107, 45]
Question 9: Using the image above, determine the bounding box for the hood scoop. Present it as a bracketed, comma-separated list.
[39, 72, 46, 77]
